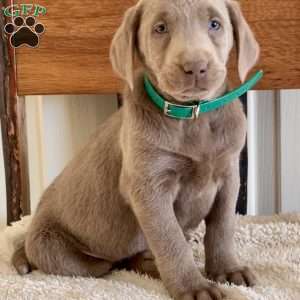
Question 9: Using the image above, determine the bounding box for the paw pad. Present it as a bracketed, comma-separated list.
[4, 16, 45, 48]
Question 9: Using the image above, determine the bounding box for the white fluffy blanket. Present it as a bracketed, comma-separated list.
[0, 214, 299, 300]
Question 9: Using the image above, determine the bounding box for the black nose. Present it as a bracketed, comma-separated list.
[183, 61, 208, 77]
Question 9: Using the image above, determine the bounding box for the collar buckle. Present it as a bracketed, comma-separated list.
[191, 104, 200, 119]
[164, 101, 200, 119]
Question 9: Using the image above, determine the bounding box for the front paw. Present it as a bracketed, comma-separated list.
[178, 284, 223, 300]
[208, 266, 256, 287]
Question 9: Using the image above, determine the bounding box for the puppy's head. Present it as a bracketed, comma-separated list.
[110, 0, 259, 102]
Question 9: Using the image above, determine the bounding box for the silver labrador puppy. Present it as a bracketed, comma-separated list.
[13, 0, 260, 299]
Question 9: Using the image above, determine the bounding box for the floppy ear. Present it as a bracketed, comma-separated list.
[110, 5, 142, 90]
[227, 0, 260, 82]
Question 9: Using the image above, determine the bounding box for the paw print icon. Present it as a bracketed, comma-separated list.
[4, 16, 45, 48]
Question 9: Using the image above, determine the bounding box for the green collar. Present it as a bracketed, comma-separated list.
[144, 70, 263, 120]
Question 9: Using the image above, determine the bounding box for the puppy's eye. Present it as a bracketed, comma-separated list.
[154, 22, 168, 34]
[208, 19, 221, 31]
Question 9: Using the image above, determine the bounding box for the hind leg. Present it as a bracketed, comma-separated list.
[116, 251, 160, 279]
[25, 224, 112, 278]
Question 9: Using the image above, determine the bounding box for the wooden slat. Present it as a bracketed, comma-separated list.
[15, 0, 300, 95]
[280, 91, 300, 213]
[17, 96, 31, 216]
[1, 1, 30, 224]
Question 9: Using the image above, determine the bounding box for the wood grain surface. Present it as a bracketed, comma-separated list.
[13, 0, 300, 95]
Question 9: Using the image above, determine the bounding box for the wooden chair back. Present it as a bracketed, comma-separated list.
[15, 0, 300, 96]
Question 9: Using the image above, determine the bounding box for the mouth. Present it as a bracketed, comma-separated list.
[162, 77, 213, 101]
[182, 86, 208, 93]
[177, 87, 210, 101]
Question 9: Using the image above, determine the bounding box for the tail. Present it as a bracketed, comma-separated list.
[12, 244, 32, 275]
